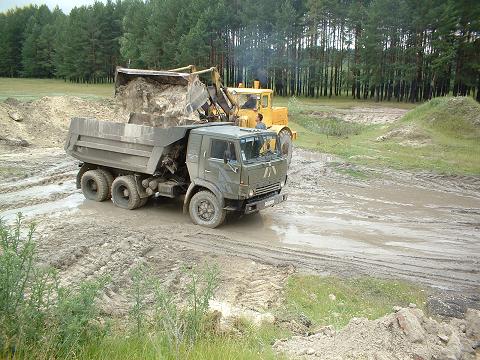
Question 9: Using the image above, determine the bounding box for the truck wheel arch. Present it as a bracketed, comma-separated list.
[183, 180, 224, 214]
[76, 163, 95, 189]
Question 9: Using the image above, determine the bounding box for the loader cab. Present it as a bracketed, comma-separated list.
[228, 88, 273, 128]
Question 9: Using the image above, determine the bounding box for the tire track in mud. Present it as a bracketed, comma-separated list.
[36, 219, 292, 316]
[173, 231, 479, 295]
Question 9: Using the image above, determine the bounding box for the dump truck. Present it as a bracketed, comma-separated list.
[65, 118, 288, 228]
[114, 66, 296, 164]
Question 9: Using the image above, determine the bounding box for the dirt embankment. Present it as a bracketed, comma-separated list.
[0, 79, 198, 148]
[0, 96, 127, 147]
[274, 306, 480, 359]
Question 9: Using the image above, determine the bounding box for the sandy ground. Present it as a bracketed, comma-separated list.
[1, 97, 479, 358]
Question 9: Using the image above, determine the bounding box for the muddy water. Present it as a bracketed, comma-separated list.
[1, 148, 479, 297]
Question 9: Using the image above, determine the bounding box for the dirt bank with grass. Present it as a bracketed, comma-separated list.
[289, 96, 480, 174]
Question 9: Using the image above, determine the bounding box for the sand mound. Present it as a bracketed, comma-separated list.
[116, 77, 200, 127]
[0, 96, 127, 148]
[274, 307, 480, 359]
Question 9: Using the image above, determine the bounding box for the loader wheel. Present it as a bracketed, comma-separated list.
[111, 175, 141, 210]
[81, 170, 109, 202]
[189, 191, 226, 228]
[97, 169, 114, 199]
[279, 129, 293, 166]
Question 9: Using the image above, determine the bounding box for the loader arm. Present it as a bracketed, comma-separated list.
[168, 65, 239, 119]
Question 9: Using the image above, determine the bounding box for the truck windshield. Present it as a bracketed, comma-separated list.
[240, 134, 281, 163]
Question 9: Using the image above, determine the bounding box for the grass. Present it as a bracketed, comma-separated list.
[283, 95, 480, 174]
[0, 77, 113, 101]
[282, 275, 427, 329]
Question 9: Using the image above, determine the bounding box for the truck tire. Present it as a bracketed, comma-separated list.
[97, 169, 114, 199]
[81, 170, 109, 202]
[111, 175, 142, 210]
[189, 190, 226, 228]
[138, 197, 148, 208]
[279, 129, 293, 166]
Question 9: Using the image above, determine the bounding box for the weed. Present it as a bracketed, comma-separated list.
[0, 214, 107, 359]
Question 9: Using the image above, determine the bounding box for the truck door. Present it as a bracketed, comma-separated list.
[201, 137, 240, 199]
[260, 93, 273, 127]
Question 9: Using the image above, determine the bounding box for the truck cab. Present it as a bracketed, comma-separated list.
[184, 125, 288, 227]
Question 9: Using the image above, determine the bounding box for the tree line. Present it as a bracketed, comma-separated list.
[0, 0, 479, 102]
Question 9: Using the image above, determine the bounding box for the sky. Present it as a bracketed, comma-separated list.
[0, 0, 104, 14]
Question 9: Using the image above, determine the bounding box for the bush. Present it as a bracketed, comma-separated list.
[0, 214, 107, 359]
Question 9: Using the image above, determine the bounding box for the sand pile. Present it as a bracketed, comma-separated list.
[116, 77, 200, 127]
[0, 96, 126, 148]
[274, 306, 480, 359]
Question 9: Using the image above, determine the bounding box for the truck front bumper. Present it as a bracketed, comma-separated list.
[244, 193, 288, 214]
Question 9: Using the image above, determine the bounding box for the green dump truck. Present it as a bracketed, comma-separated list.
[65, 118, 288, 228]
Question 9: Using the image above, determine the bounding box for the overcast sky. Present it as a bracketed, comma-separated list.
[0, 0, 104, 14]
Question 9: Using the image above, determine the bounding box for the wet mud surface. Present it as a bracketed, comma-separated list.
[1, 146, 479, 317]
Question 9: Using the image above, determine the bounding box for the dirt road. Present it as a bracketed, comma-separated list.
[1, 145, 479, 317]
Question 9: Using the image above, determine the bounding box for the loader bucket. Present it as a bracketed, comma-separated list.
[114, 67, 193, 94]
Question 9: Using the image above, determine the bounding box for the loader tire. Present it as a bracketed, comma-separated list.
[279, 129, 293, 166]
[97, 169, 114, 199]
[81, 170, 109, 202]
[111, 175, 141, 210]
[189, 190, 226, 228]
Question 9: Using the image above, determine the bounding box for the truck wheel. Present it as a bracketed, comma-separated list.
[138, 197, 148, 208]
[98, 169, 114, 199]
[111, 175, 141, 210]
[279, 129, 293, 166]
[189, 190, 226, 228]
[81, 170, 109, 202]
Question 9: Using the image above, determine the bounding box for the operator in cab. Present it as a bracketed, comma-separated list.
[255, 113, 266, 130]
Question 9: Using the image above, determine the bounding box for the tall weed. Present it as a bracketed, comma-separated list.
[0, 214, 107, 359]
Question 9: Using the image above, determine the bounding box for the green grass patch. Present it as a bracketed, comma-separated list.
[0, 78, 113, 101]
[333, 166, 370, 179]
[283, 275, 427, 329]
[286, 96, 480, 174]
[295, 115, 366, 138]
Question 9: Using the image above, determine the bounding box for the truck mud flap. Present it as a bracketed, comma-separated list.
[245, 193, 287, 214]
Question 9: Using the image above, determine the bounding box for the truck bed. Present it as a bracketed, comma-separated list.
[65, 118, 229, 175]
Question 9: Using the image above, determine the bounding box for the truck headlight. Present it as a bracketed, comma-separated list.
[249, 189, 255, 197]
[280, 179, 286, 188]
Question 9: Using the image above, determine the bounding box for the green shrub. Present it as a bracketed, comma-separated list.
[0, 214, 107, 359]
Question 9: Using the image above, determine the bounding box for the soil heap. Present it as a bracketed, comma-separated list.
[0, 96, 126, 148]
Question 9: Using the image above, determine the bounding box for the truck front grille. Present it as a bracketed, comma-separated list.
[255, 182, 280, 196]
